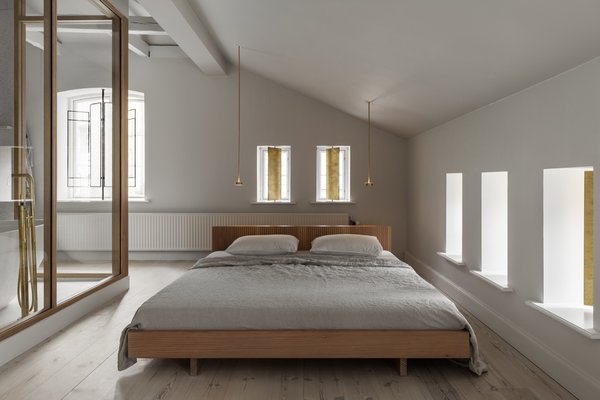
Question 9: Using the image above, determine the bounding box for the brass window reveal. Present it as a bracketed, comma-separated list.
[326, 147, 341, 200]
[267, 147, 282, 200]
[584, 170, 594, 306]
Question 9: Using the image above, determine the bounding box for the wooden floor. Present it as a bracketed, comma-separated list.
[0, 261, 577, 400]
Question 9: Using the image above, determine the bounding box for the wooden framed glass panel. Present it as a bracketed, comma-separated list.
[0, 0, 128, 339]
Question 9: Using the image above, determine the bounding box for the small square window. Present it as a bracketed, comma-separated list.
[316, 146, 351, 202]
[256, 146, 291, 203]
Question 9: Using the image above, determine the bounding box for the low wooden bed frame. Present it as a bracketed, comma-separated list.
[127, 225, 471, 376]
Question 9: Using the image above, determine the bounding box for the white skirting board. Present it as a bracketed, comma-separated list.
[0, 277, 129, 368]
[405, 252, 600, 400]
[57, 250, 211, 261]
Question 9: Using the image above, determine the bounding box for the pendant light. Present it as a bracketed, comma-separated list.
[364, 100, 374, 187]
[234, 45, 243, 186]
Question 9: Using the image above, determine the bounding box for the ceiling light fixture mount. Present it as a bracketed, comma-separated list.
[235, 45, 243, 187]
[364, 100, 374, 187]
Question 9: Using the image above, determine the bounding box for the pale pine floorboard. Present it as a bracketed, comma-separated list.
[0, 261, 578, 400]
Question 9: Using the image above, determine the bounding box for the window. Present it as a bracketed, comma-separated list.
[543, 167, 593, 306]
[57, 88, 145, 201]
[477, 171, 509, 288]
[256, 146, 291, 203]
[316, 146, 351, 202]
[438, 173, 464, 264]
[528, 167, 596, 337]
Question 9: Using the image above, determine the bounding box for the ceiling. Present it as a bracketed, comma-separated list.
[184, 0, 600, 137]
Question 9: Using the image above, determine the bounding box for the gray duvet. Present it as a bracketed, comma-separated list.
[118, 252, 486, 374]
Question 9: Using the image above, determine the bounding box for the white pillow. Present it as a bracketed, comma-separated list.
[226, 234, 299, 255]
[310, 234, 383, 257]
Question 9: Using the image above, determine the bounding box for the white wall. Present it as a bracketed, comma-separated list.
[0, 0, 12, 126]
[61, 55, 408, 253]
[18, 41, 408, 253]
[407, 56, 600, 399]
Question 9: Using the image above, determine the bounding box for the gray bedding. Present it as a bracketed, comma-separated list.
[118, 251, 486, 374]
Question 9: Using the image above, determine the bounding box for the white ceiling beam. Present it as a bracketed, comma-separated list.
[137, 0, 226, 75]
[148, 45, 186, 59]
[128, 35, 149, 57]
[129, 16, 167, 35]
[25, 17, 166, 36]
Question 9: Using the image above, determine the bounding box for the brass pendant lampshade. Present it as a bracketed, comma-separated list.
[235, 45, 243, 186]
[365, 100, 374, 187]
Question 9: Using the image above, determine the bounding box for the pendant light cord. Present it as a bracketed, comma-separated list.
[235, 46, 243, 186]
[365, 100, 374, 186]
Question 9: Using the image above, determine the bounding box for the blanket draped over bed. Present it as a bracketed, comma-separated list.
[118, 253, 487, 375]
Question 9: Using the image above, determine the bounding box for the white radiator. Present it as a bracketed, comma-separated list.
[57, 213, 349, 251]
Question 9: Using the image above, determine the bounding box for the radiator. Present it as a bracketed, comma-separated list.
[57, 213, 349, 251]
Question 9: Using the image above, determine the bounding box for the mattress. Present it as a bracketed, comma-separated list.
[118, 251, 486, 374]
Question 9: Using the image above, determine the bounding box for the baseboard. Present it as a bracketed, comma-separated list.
[405, 251, 600, 400]
[129, 251, 209, 261]
[58, 251, 209, 262]
[0, 276, 129, 368]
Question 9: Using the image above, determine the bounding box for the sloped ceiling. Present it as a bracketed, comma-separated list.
[182, 0, 600, 137]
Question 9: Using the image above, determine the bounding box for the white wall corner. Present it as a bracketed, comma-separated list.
[405, 251, 600, 400]
[0, 277, 129, 368]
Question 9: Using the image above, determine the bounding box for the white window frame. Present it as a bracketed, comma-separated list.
[57, 88, 145, 202]
[315, 145, 351, 202]
[256, 145, 291, 203]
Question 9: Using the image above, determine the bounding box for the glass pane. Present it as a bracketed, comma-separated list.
[128, 93, 145, 198]
[0, 16, 46, 329]
[58, 0, 108, 16]
[56, 3, 115, 304]
[25, 0, 43, 16]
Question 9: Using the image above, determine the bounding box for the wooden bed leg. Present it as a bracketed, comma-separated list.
[395, 358, 408, 377]
[190, 358, 201, 376]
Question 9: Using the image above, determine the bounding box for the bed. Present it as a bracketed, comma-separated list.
[119, 225, 486, 377]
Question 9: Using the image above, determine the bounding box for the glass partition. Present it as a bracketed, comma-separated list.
[0, 0, 128, 338]
[55, 0, 115, 303]
[0, 3, 47, 331]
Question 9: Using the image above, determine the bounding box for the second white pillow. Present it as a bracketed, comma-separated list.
[310, 234, 383, 257]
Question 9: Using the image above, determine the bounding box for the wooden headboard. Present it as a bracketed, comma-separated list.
[212, 225, 392, 251]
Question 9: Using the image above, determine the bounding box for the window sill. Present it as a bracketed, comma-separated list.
[526, 301, 599, 339]
[58, 198, 150, 203]
[436, 252, 466, 266]
[252, 201, 296, 205]
[470, 271, 512, 292]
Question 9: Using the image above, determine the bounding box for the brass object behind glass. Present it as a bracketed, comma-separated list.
[13, 173, 38, 318]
